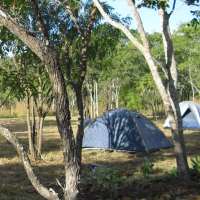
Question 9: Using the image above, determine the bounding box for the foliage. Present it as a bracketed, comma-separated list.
[84, 166, 128, 198]
[173, 24, 200, 100]
[137, 0, 169, 9]
[191, 156, 200, 173]
[185, 0, 200, 26]
[140, 157, 154, 178]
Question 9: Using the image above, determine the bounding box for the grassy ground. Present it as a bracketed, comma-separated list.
[0, 117, 200, 200]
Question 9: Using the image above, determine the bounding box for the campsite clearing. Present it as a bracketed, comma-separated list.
[0, 117, 200, 200]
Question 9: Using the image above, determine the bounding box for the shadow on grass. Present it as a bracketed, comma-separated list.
[1, 160, 200, 200]
[1, 119, 57, 133]
[1, 130, 200, 164]
[1, 121, 28, 133]
[0, 162, 65, 200]
[144, 132, 200, 164]
[0, 136, 62, 159]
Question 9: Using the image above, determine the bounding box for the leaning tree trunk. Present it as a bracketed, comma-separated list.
[93, 0, 190, 178]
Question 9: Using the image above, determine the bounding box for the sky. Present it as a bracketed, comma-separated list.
[105, 0, 195, 33]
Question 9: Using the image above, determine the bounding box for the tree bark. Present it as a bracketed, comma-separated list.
[37, 116, 44, 157]
[159, 9, 177, 88]
[44, 52, 80, 200]
[26, 96, 36, 160]
[159, 8, 189, 177]
[74, 84, 84, 167]
[31, 97, 37, 152]
[94, 81, 98, 117]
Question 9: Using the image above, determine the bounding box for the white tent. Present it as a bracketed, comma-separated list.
[163, 101, 200, 129]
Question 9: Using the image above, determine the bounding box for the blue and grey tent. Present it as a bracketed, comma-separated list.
[82, 109, 172, 152]
[164, 101, 200, 129]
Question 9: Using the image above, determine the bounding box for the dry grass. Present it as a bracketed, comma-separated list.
[0, 117, 200, 200]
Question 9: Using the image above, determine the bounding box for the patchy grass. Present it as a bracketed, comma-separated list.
[0, 118, 200, 200]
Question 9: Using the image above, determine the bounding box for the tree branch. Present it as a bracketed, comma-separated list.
[0, 126, 60, 200]
[93, 0, 145, 53]
[159, 8, 177, 87]
[93, 0, 172, 113]
[78, 6, 97, 84]
[127, 0, 150, 49]
[0, 6, 46, 61]
[0, 90, 12, 108]
[57, 0, 82, 35]
[170, 0, 177, 15]
[31, 0, 50, 41]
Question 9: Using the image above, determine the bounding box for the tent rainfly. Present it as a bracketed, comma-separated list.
[82, 109, 172, 152]
[164, 101, 200, 130]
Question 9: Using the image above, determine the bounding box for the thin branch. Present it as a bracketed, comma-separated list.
[0, 126, 60, 200]
[57, 0, 82, 35]
[77, 6, 97, 84]
[93, 0, 170, 112]
[85, 6, 97, 37]
[159, 8, 177, 87]
[127, 0, 150, 49]
[0, 6, 46, 61]
[0, 90, 12, 108]
[31, 0, 50, 41]
[93, 0, 145, 53]
[169, 0, 177, 15]
[153, 58, 168, 79]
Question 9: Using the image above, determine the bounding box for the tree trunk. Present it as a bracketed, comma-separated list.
[159, 8, 189, 177]
[167, 80, 190, 177]
[87, 82, 94, 118]
[31, 97, 37, 152]
[159, 9, 177, 88]
[189, 66, 195, 100]
[171, 122, 189, 175]
[37, 116, 44, 158]
[94, 81, 98, 117]
[74, 84, 84, 167]
[44, 53, 80, 200]
[26, 96, 36, 160]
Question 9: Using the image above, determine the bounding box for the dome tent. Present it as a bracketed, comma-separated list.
[164, 101, 200, 129]
[82, 109, 172, 152]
